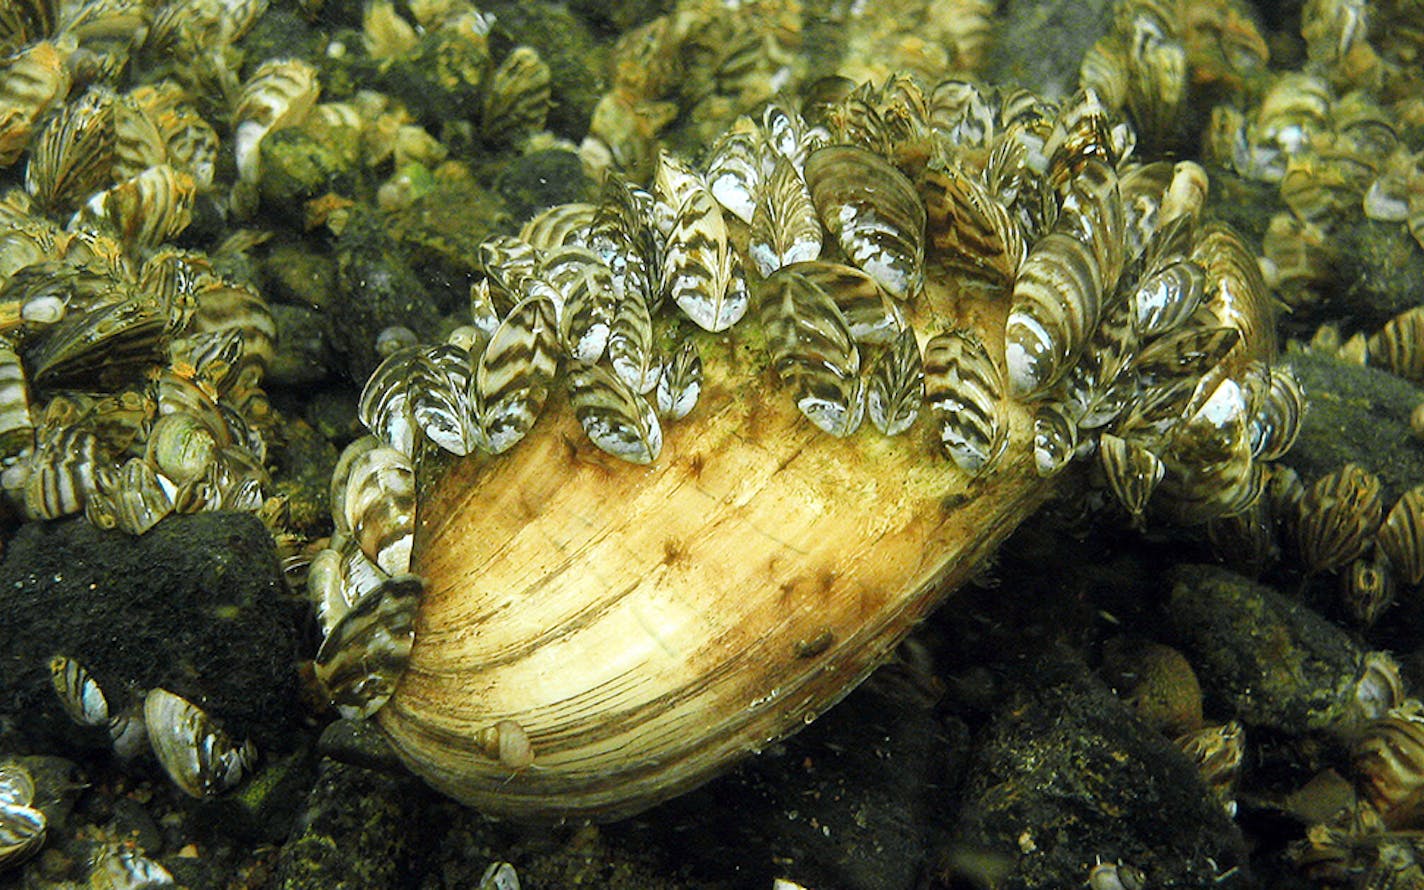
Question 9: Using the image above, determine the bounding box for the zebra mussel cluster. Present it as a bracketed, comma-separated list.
[1198, 0, 1424, 315]
[308, 70, 1301, 776]
[1081, 0, 1270, 155]
[1288, 465, 1424, 627]
[0, 0, 290, 538]
[1288, 664, 1424, 886]
[47, 654, 258, 800]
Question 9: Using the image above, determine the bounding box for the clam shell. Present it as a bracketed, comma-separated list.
[377, 324, 1050, 821]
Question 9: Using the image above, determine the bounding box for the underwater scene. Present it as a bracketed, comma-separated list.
[1, 0, 1423, 886]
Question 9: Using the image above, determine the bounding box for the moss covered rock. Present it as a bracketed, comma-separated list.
[1168, 563, 1367, 736]
[0, 513, 300, 755]
[950, 655, 1247, 889]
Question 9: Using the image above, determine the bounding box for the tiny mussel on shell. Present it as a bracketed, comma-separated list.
[347, 80, 1287, 822]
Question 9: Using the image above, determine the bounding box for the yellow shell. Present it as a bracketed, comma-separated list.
[377, 318, 1050, 821]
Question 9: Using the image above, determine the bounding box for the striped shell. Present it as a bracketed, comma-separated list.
[0, 762, 45, 872]
[1353, 707, 1424, 828]
[142, 688, 257, 798]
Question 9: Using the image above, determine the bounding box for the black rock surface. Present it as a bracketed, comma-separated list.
[0, 512, 301, 756]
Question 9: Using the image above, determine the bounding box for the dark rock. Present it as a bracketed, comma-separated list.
[1285, 347, 1424, 498]
[196, 745, 320, 845]
[1168, 563, 1366, 736]
[567, 0, 670, 33]
[1334, 219, 1424, 327]
[1204, 168, 1279, 252]
[328, 208, 448, 383]
[275, 759, 436, 890]
[108, 796, 165, 854]
[385, 170, 510, 277]
[269, 413, 341, 539]
[494, 149, 595, 222]
[0, 513, 300, 756]
[985, 0, 1114, 98]
[259, 128, 362, 223]
[429, 817, 700, 890]
[608, 659, 950, 890]
[365, 27, 489, 132]
[317, 718, 404, 773]
[943, 655, 1248, 890]
[303, 386, 364, 445]
[239, 7, 326, 72]
[269, 303, 335, 387]
[262, 245, 338, 312]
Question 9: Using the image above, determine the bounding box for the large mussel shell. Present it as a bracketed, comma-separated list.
[378, 327, 1049, 821]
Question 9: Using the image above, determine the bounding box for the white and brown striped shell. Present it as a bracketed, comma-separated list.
[1378, 486, 1424, 587]
[231, 58, 319, 185]
[655, 151, 748, 332]
[1174, 721, 1244, 817]
[1295, 464, 1384, 574]
[804, 145, 925, 300]
[923, 328, 1007, 476]
[142, 688, 257, 798]
[1353, 705, 1424, 829]
[0, 762, 45, 872]
[758, 266, 864, 437]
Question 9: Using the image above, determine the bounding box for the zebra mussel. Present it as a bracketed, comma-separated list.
[0, 762, 45, 873]
[48, 654, 258, 798]
[0, 7, 289, 540]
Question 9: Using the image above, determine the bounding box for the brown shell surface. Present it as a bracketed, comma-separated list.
[378, 313, 1050, 821]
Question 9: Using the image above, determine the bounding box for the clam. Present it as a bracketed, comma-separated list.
[377, 320, 1051, 821]
[352, 80, 1290, 825]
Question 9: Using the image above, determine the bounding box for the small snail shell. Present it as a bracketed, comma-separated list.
[377, 324, 1052, 821]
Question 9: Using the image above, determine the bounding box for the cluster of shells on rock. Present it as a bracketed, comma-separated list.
[47, 653, 258, 799]
[304, 57, 1308, 819]
[1286, 672, 1424, 885]
[582, 0, 998, 182]
[1260, 314, 1424, 882]
[1, 752, 189, 882]
[1191, 0, 1424, 314]
[0, 0, 309, 823]
[0, 0, 566, 820]
[1276, 463, 1424, 628]
[6, 0, 1422, 881]
[0, 0, 286, 539]
[1081, 0, 1271, 156]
